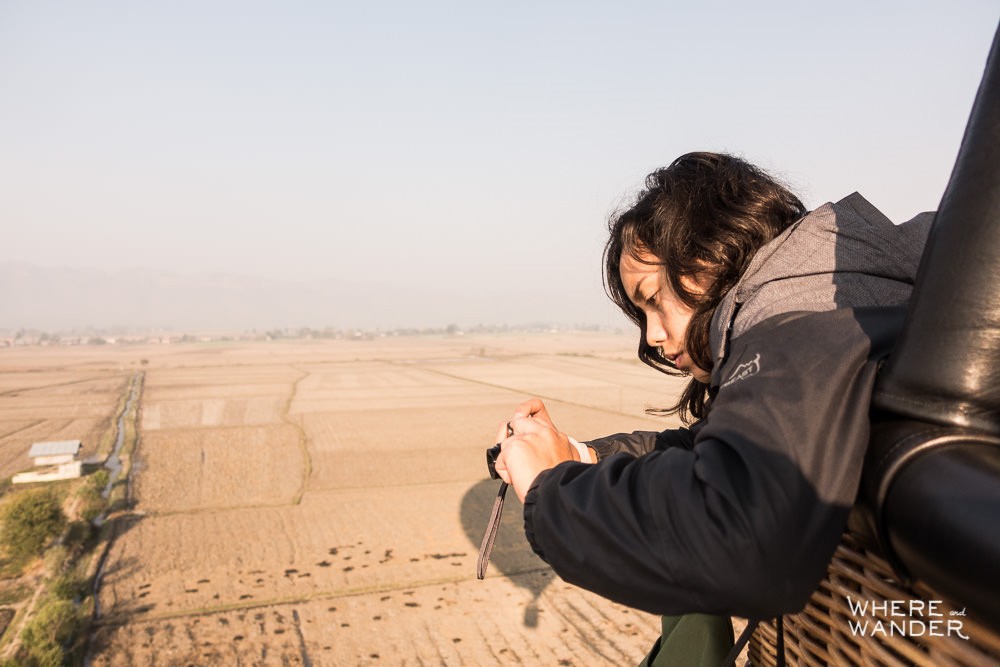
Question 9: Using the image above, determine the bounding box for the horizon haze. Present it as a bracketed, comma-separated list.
[1, 261, 623, 333]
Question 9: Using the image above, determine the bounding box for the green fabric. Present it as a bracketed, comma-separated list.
[638, 614, 735, 667]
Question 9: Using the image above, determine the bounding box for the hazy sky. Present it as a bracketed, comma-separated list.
[3, 2, 999, 329]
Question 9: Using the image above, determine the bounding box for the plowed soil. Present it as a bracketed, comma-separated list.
[7, 334, 733, 665]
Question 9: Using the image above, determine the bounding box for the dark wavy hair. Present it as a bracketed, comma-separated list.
[604, 152, 806, 422]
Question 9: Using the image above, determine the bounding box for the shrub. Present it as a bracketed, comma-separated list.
[77, 481, 106, 523]
[87, 469, 109, 493]
[63, 520, 93, 549]
[20, 598, 82, 666]
[1, 489, 66, 560]
[50, 572, 87, 601]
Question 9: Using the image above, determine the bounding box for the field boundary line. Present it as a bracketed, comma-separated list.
[141, 498, 306, 517]
[91, 565, 553, 627]
[134, 477, 492, 514]
[0, 418, 45, 440]
[287, 366, 311, 505]
[384, 359, 659, 421]
[533, 354, 685, 393]
[137, 422, 296, 435]
[142, 392, 286, 400]
[0, 373, 125, 397]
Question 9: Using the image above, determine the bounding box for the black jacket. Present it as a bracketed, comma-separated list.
[522, 194, 932, 619]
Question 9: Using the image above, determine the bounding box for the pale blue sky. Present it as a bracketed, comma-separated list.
[2, 2, 999, 329]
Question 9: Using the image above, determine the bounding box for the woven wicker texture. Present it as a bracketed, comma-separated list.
[748, 533, 1000, 666]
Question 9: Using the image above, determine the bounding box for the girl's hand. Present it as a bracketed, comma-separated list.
[510, 397, 556, 428]
[493, 399, 577, 502]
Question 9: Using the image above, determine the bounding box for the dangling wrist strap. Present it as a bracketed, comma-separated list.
[476, 481, 507, 579]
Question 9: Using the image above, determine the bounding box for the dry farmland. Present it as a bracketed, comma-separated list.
[2, 333, 699, 665]
[0, 346, 131, 480]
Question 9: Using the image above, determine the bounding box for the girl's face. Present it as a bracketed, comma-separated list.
[619, 249, 711, 383]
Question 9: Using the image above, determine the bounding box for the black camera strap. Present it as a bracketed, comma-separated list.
[476, 480, 508, 579]
[477, 423, 514, 580]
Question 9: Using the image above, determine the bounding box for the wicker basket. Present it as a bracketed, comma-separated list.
[747, 533, 1000, 666]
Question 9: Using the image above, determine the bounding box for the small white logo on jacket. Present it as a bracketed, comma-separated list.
[722, 353, 761, 388]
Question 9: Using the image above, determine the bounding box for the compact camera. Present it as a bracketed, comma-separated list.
[485, 443, 502, 480]
[485, 422, 513, 480]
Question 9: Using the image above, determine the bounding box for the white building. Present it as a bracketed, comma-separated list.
[12, 440, 83, 484]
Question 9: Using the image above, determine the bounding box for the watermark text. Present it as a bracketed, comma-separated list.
[845, 596, 969, 639]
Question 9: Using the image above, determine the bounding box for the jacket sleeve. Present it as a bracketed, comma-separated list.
[584, 427, 695, 460]
[523, 307, 905, 619]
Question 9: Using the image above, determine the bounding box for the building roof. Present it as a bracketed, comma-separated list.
[28, 440, 81, 458]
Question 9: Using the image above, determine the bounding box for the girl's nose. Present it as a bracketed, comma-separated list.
[645, 313, 667, 348]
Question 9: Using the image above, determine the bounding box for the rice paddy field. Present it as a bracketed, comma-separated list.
[0, 333, 701, 665]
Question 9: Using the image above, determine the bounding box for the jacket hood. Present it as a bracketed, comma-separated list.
[709, 192, 933, 385]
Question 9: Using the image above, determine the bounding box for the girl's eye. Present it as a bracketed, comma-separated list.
[646, 291, 660, 307]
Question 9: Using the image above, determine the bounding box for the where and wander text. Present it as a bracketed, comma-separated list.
[845, 596, 968, 639]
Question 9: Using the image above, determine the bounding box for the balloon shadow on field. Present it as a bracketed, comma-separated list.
[460, 479, 553, 627]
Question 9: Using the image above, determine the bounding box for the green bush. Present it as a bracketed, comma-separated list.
[87, 469, 109, 493]
[24, 644, 64, 667]
[1, 489, 66, 560]
[63, 520, 93, 549]
[77, 483, 106, 523]
[50, 572, 87, 601]
[20, 598, 82, 666]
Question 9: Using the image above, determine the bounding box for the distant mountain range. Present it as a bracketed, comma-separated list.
[0, 262, 612, 333]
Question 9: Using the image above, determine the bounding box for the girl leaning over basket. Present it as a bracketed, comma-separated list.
[491, 151, 932, 665]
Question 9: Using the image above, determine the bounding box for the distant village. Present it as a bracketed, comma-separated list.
[1, 322, 614, 347]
